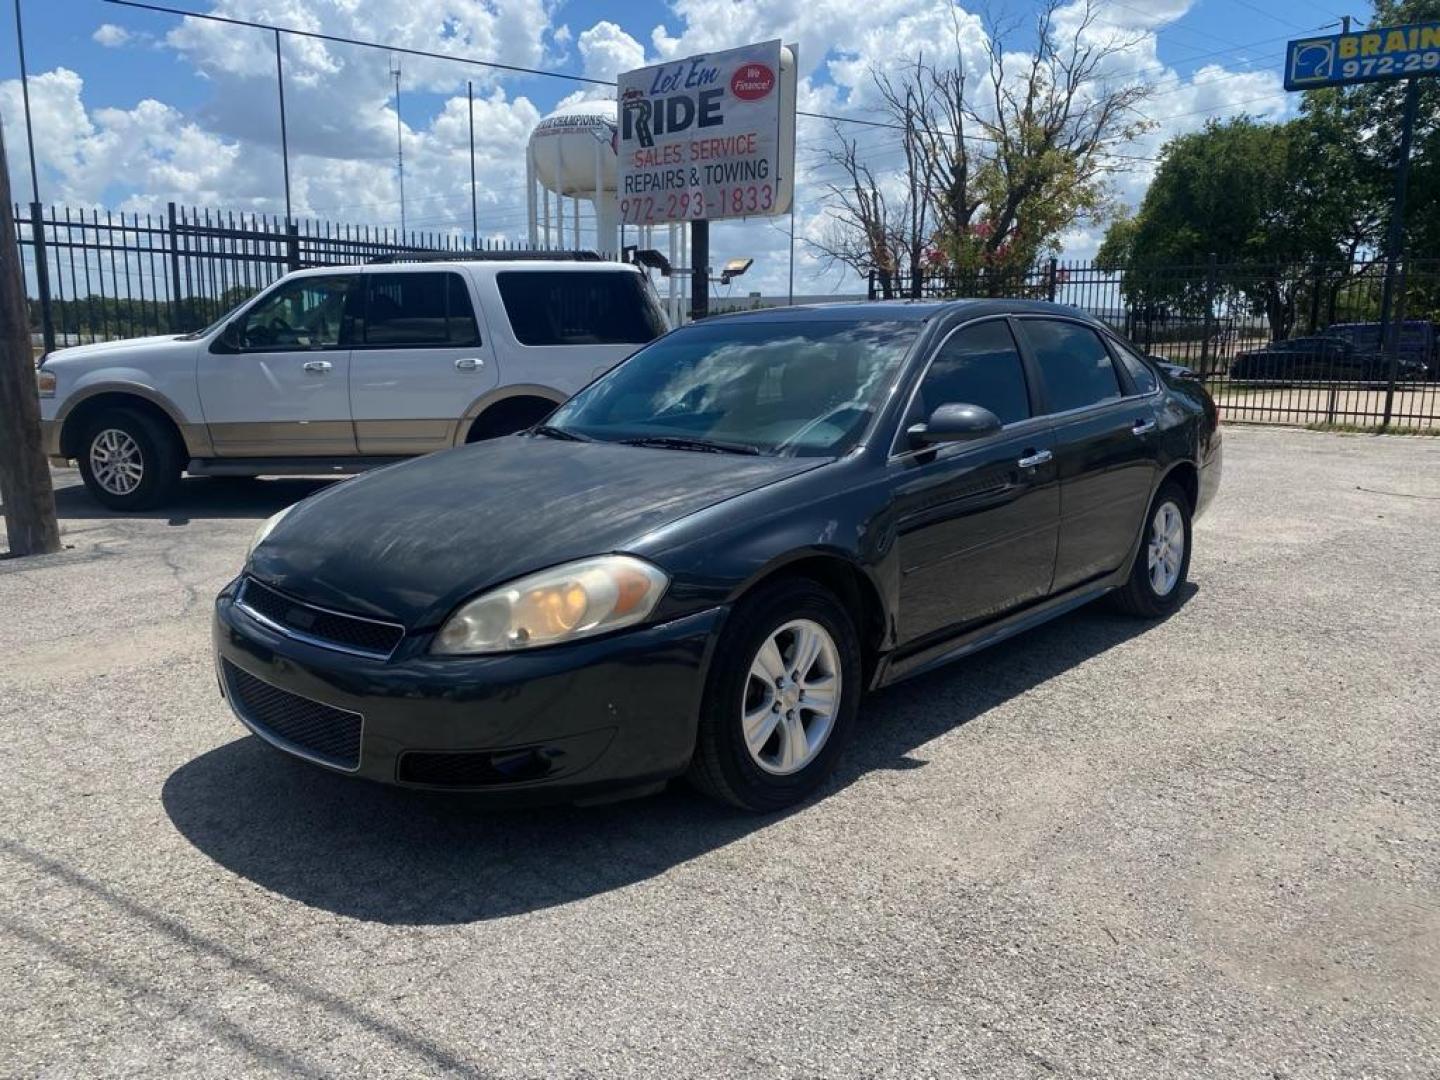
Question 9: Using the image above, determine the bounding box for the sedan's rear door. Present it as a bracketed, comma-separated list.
[1014, 317, 1158, 594]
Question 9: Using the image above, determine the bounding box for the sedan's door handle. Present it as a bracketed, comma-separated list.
[302, 359, 332, 374]
[455, 357, 483, 372]
[1133, 419, 1157, 435]
[1017, 449, 1053, 469]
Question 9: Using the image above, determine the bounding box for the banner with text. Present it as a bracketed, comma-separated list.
[617, 40, 796, 226]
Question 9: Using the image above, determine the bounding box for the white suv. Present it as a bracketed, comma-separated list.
[37, 256, 669, 509]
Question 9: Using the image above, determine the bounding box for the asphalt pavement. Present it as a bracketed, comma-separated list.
[2, 425, 1438, 1078]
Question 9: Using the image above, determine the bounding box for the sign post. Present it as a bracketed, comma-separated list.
[617, 40, 797, 320]
[1283, 22, 1440, 425]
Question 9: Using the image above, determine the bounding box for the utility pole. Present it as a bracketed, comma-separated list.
[690, 220, 709, 321]
[0, 115, 61, 556]
[468, 80, 478, 248]
[275, 29, 292, 228]
[390, 58, 406, 237]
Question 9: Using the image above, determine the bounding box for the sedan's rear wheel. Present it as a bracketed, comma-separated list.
[1111, 481, 1192, 617]
[688, 579, 861, 811]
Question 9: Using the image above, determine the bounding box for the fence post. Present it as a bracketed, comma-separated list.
[166, 201, 185, 332]
[26, 202, 55, 355]
[286, 218, 300, 272]
[1199, 252, 1218, 377]
[1047, 257, 1058, 303]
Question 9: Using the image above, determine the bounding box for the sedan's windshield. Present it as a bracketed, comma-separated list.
[546, 319, 919, 456]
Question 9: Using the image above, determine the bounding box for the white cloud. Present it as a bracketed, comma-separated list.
[576, 21, 645, 83]
[92, 23, 133, 48]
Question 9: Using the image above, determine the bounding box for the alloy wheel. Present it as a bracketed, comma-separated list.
[1147, 500, 1184, 597]
[89, 428, 145, 496]
[741, 618, 842, 776]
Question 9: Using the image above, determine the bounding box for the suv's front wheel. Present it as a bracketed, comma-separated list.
[77, 408, 182, 511]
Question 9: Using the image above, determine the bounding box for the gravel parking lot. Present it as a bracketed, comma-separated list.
[2, 425, 1438, 1079]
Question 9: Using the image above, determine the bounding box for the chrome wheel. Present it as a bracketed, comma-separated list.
[1147, 500, 1184, 597]
[741, 618, 842, 776]
[89, 428, 144, 496]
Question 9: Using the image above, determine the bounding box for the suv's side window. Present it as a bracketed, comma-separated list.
[238, 275, 356, 351]
[360, 272, 481, 347]
[1020, 319, 1123, 413]
[1108, 337, 1159, 395]
[912, 319, 1031, 427]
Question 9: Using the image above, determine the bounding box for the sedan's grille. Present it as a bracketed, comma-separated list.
[237, 577, 404, 659]
[223, 660, 362, 770]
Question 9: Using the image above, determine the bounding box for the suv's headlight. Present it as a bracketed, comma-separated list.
[36, 369, 56, 398]
[432, 555, 669, 655]
[246, 505, 295, 560]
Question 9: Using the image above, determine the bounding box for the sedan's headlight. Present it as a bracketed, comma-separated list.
[246, 505, 295, 560]
[432, 555, 669, 655]
[36, 368, 56, 398]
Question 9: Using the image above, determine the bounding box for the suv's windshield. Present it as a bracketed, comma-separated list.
[546, 319, 920, 456]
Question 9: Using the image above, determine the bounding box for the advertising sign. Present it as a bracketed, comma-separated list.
[617, 40, 797, 226]
[1284, 22, 1440, 90]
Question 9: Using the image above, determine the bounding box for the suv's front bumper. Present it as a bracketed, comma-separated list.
[213, 583, 725, 803]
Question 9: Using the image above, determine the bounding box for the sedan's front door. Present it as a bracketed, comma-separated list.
[1015, 318, 1158, 593]
[198, 274, 359, 456]
[892, 319, 1060, 645]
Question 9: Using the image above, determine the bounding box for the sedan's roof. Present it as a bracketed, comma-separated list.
[702, 298, 1099, 325]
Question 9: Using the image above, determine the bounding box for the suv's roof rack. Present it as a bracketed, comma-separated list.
[366, 250, 604, 265]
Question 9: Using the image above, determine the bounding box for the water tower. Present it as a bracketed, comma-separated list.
[526, 101, 620, 255]
[526, 99, 686, 321]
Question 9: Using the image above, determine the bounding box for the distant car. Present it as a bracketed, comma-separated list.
[1326, 320, 1436, 377]
[215, 299, 1221, 811]
[1229, 335, 1425, 382]
[36, 255, 669, 510]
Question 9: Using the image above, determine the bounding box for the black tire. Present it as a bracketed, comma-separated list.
[687, 578, 862, 812]
[1110, 480, 1192, 618]
[466, 398, 556, 442]
[76, 407, 183, 511]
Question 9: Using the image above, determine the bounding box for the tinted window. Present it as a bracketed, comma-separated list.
[362, 272, 478, 346]
[1021, 319, 1122, 413]
[498, 271, 667, 346]
[915, 320, 1030, 426]
[240, 275, 355, 350]
[1109, 338, 1158, 394]
[548, 320, 918, 456]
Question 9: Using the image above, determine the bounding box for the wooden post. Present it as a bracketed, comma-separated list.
[0, 115, 61, 556]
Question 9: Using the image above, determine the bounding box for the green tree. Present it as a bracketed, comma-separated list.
[1099, 116, 1378, 339]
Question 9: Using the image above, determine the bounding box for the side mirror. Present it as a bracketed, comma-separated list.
[219, 319, 244, 351]
[907, 403, 1003, 447]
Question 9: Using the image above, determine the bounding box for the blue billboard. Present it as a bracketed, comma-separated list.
[1285, 22, 1440, 91]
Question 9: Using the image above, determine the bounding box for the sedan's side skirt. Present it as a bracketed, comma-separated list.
[873, 579, 1118, 689]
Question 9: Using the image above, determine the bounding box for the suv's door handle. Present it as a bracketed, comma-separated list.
[1017, 449, 1053, 469]
[302, 359, 332, 374]
[1133, 418, 1157, 435]
[455, 357, 483, 372]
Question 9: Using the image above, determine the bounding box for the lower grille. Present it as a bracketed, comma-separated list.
[397, 748, 561, 787]
[223, 660, 363, 771]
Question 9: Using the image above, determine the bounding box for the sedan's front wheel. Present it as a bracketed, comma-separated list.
[688, 578, 861, 812]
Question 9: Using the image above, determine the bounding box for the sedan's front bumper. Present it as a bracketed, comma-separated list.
[213, 583, 725, 801]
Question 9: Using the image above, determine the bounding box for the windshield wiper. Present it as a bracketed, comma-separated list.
[531, 424, 592, 442]
[619, 435, 762, 456]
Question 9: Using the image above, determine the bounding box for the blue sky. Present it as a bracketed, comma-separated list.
[0, 1, 1385, 293]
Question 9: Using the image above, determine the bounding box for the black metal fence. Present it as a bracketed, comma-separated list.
[870, 256, 1440, 430]
[13, 201, 563, 353]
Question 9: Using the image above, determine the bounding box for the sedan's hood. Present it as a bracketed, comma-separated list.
[248, 436, 821, 627]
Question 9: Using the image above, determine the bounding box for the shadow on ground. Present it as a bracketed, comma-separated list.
[49, 475, 341, 523]
[163, 586, 1194, 925]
